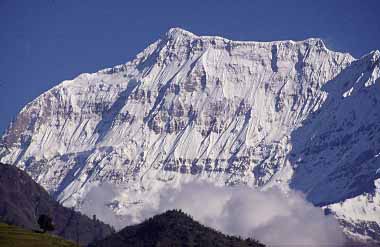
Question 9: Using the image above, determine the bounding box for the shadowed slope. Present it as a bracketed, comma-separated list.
[0, 162, 113, 246]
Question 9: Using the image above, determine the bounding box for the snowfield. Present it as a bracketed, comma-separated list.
[1, 28, 380, 243]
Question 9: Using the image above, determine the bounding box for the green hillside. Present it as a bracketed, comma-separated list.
[0, 223, 77, 247]
[0, 163, 113, 245]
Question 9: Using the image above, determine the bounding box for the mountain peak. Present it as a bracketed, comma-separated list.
[356, 49, 380, 64]
[165, 27, 197, 39]
[371, 49, 380, 60]
[2, 28, 379, 243]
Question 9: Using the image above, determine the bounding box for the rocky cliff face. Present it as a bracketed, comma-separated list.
[1, 28, 379, 242]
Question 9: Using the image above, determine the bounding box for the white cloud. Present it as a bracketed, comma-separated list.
[80, 181, 346, 246]
[80, 183, 130, 230]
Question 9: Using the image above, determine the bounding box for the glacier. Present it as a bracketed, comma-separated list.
[1, 28, 379, 242]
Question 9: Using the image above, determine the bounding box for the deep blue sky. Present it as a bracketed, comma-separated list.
[1, 0, 379, 133]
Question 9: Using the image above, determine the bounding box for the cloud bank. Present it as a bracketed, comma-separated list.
[81, 181, 346, 246]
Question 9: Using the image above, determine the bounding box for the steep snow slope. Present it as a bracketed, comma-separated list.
[290, 50, 380, 205]
[1, 28, 379, 242]
[325, 178, 380, 242]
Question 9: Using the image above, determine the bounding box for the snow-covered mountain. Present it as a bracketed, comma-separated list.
[1, 28, 379, 242]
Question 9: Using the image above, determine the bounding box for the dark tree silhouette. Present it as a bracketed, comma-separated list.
[38, 214, 55, 233]
[91, 209, 265, 247]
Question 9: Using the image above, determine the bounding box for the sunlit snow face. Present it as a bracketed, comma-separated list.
[81, 181, 346, 246]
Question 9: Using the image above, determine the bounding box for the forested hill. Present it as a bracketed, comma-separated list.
[91, 209, 265, 247]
